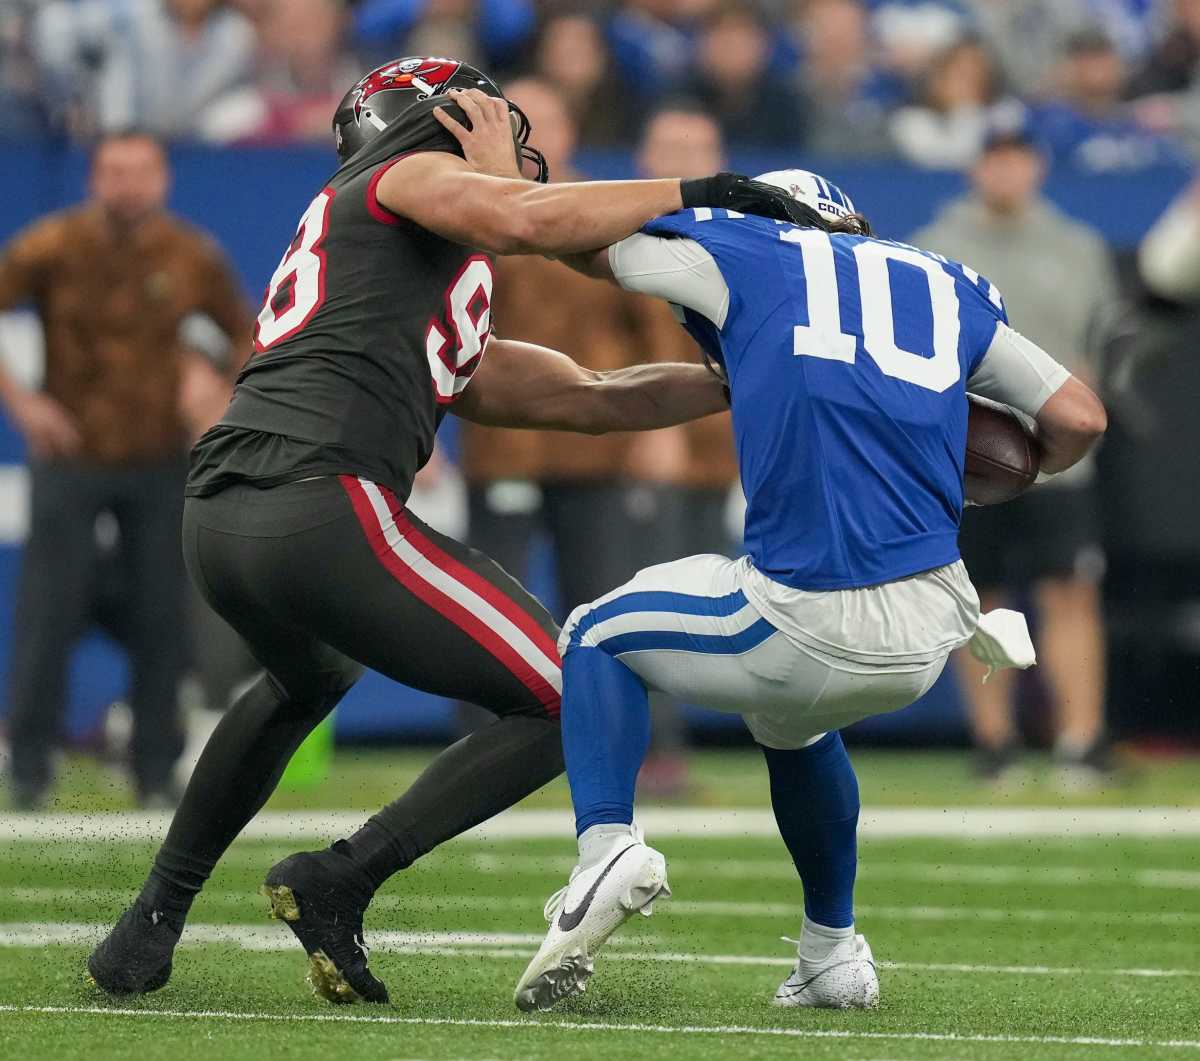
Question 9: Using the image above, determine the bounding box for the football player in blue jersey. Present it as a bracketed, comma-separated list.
[514, 170, 1107, 1012]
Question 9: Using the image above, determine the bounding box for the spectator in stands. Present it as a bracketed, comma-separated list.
[353, 0, 535, 71]
[1032, 26, 1185, 171]
[791, 0, 900, 157]
[532, 12, 635, 146]
[209, 0, 359, 144]
[890, 35, 1010, 168]
[685, 1, 806, 147]
[32, 0, 256, 140]
[971, 0, 1162, 98]
[608, 0, 697, 100]
[911, 117, 1119, 784]
[1128, 0, 1200, 154]
[0, 1, 46, 137]
[625, 102, 740, 797]
[871, 0, 971, 84]
[0, 131, 252, 809]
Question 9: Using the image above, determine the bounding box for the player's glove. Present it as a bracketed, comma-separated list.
[680, 172, 810, 225]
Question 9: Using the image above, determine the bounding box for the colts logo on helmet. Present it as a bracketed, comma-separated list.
[351, 57, 462, 124]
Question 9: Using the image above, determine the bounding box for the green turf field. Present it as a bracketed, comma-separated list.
[2, 748, 1198, 1060]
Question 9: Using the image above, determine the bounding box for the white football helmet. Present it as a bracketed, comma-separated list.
[755, 169, 857, 225]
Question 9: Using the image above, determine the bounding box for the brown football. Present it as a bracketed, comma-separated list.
[964, 394, 1041, 506]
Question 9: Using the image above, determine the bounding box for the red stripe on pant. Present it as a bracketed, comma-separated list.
[339, 476, 561, 717]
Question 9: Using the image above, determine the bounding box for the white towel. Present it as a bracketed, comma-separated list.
[968, 608, 1037, 683]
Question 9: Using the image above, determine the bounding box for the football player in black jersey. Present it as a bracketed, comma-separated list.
[88, 57, 806, 1004]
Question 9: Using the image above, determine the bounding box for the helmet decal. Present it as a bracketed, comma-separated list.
[351, 57, 463, 125]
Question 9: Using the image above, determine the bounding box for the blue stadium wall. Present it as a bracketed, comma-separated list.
[0, 145, 1191, 745]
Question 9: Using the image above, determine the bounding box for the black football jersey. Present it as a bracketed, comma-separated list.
[187, 102, 490, 500]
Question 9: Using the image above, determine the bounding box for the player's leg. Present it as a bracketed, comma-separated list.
[88, 488, 365, 996]
[295, 477, 563, 889]
[244, 477, 566, 1002]
[6, 463, 101, 807]
[746, 655, 947, 1010]
[516, 553, 776, 1010]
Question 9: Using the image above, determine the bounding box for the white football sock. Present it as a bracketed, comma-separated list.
[577, 823, 638, 869]
[799, 915, 855, 962]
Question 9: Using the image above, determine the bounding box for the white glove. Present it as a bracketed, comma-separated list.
[968, 609, 1036, 683]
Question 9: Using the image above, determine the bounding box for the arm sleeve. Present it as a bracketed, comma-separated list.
[607, 234, 730, 327]
[968, 322, 1072, 417]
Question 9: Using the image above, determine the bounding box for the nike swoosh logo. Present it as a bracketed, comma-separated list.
[557, 844, 638, 932]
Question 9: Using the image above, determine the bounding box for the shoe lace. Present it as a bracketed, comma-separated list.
[542, 884, 569, 923]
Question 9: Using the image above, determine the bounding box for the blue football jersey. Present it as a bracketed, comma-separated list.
[642, 208, 1009, 591]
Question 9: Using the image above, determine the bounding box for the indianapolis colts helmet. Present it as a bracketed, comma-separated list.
[754, 169, 858, 226]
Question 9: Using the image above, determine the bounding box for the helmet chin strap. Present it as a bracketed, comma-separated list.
[362, 110, 389, 132]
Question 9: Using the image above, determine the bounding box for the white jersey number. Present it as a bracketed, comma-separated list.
[255, 189, 333, 351]
[426, 255, 493, 404]
[783, 229, 961, 393]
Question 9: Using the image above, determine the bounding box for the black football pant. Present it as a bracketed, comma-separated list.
[6, 460, 186, 797]
[150, 475, 563, 906]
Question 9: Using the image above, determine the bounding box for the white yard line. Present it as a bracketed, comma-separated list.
[466, 854, 1200, 889]
[1, 1004, 1198, 1051]
[3, 807, 1199, 842]
[1, 923, 1196, 980]
[7, 889, 1198, 927]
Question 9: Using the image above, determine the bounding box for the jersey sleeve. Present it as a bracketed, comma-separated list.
[607, 232, 730, 326]
[967, 322, 1071, 417]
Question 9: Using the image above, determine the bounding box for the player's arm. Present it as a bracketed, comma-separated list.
[563, 234, 731, 328]
[452, 338, 728, 434]
[968, 323, 1107, 475]
[375, 89, 793, 257]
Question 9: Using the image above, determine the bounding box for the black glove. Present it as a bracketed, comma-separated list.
[680, 172, 810, 225]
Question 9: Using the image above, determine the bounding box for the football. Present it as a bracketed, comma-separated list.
[964, 394, 1041, 505]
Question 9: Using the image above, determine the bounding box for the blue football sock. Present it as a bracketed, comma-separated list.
[760, 732, 860, 929]
[561, 646, 651, 836]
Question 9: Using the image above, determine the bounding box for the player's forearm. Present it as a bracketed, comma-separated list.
[570, 362, 728, 434]
[1035, 376, 1107, 474]
[492, 179, 683, 256]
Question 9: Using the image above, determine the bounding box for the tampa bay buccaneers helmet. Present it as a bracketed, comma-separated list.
[333, 56, 548, 182]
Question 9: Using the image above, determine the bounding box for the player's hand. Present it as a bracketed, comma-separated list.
[681, 173, 813, 226]
[434, 89, 522, 180]
[9, 390, 82, 459]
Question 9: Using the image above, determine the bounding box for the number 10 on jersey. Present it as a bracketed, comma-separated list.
[784, 229, 962, 393]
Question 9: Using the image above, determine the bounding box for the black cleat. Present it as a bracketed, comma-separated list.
[87, 900, 182, 995]
[261, 849, 389, 1005]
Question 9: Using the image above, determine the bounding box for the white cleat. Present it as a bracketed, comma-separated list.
[773, 933, 880, 1009]
[514, 832, 670, 1013]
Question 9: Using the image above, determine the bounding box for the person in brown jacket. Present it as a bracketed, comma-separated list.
[0, 130, 252, 808]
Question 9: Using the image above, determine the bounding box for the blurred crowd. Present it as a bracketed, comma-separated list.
[2, 0, 1200, 171]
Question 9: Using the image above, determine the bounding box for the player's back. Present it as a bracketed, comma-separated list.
[641, 210, 1008, 591]
[188, 114, 490, 503]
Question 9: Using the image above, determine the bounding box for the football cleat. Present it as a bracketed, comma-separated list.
[514, 830, 669, 1013]
[86, 899, 182, 995]
[261, 849, 388, 1005]
[773, 932, 880, 1009]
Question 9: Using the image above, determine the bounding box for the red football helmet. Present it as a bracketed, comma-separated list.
[333, 56, 547, 181]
